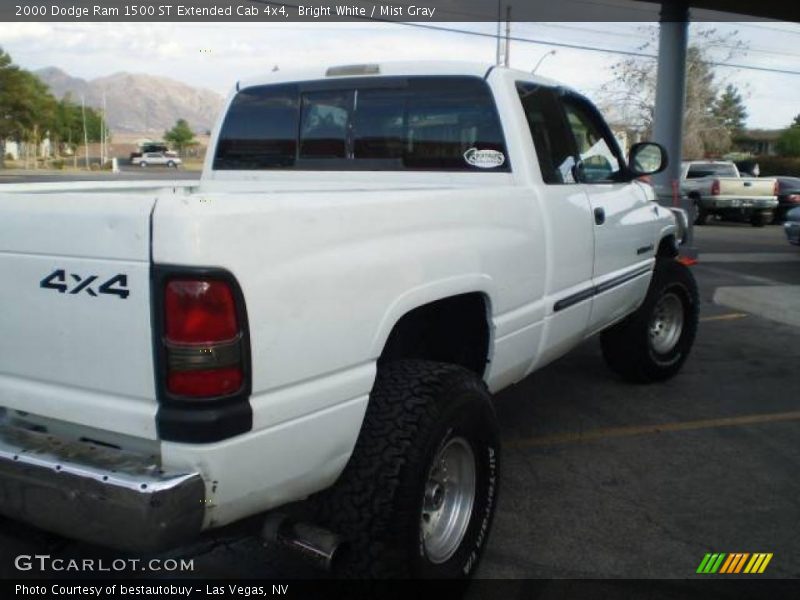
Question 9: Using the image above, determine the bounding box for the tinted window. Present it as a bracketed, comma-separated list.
[214, 84, 299, 169]
[516, 82, 576, 184]
[300, 90, 353, 159]
[214, 77, 508, 172]
[686, 163, 738, 178]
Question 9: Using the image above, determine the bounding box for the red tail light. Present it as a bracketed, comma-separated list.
[773, 180, 780, 196]
[165, 280, 238, 344]
[788, 194, 800, 204]
[168, 367, 243, 397]
[711, 179, 720, 195]
[163, 278, 245, 398]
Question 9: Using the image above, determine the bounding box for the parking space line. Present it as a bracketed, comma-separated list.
[507, 410, 800, 449]
[699, 312, 748, 322]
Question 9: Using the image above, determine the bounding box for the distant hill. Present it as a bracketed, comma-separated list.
[35, 67, 225, 134]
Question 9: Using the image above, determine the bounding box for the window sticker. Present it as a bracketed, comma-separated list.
[463, 147, 506, 169]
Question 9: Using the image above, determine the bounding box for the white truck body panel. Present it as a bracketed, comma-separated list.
[0, 62, 678, 535]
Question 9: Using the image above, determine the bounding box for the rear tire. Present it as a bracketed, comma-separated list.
[750, 213, 769, 227]
[601, 259, 698, 383]
[694, 206, 710, 226]
[139, 162, 147, 168]
[318, 360, 500, 579]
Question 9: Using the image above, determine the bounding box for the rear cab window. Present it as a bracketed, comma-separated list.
[213, 76, 510, 172]
[686, 163, 738, 178]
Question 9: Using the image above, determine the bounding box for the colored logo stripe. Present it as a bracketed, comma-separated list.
[745, 553, 773, 574]
[697, 553, 726, 573]
[720, 553, 749, 573]
[697, 552, 773, 574]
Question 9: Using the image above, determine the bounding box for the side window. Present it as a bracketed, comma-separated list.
[214, 84, 299, 170]
[516, 83, 576, 184]
[562, 98, 623, 183]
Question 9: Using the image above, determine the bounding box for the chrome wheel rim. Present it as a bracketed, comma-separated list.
[420, 437, 476, 564]
[649, 291, 684, 354]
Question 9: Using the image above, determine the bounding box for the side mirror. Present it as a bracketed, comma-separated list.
[629, 142, 668, 176]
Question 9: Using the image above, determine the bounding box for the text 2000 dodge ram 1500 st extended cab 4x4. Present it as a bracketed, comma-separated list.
[0, 62, 697, 578]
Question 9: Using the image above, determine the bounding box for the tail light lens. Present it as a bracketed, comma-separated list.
[773, 180, 779, 196]
[788, 194, 800, 204]
[163, 278, 245, 398]
[711, 179, 720, 195]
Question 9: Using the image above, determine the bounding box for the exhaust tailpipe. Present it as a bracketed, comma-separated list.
[261, 513, 345, 572]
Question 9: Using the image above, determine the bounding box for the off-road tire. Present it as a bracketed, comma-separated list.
[318, 360, 500, 578]
[601, 258, 699, 382]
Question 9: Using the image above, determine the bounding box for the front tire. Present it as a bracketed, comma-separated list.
[601, 259, 698, 382]
[319, 360, 500, 578]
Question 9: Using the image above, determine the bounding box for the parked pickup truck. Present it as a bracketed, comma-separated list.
[681, 160, 778, 226]
[0, 62, 697, 579]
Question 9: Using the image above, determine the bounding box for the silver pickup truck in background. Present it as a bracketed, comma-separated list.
[681, 160, 778, 227]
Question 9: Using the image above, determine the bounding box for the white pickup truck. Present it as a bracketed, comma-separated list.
[681, 160, 778, 227]
[0, 62, 697, 578]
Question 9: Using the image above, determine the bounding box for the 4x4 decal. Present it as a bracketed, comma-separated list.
[40, 269, 129, 299]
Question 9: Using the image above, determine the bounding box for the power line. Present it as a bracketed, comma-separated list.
[390, 21, 800, 76]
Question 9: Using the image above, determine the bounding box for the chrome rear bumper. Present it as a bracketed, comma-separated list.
[0, 423, 204, 553]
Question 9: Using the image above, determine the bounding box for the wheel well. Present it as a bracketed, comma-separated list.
[657, 234, 678, 258]
[378, 293, 490, 377]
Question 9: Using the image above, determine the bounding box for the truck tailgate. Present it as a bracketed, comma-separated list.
[0, 193, 158, 439]
[718, 178, 775, 197]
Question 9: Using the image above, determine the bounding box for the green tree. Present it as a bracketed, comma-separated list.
[712, 84, 748, 135]
[777, 127, 800, 157]
[164, 119, 195, 155]
[0, 46, 63, 168]
[791, 114, 800, 129]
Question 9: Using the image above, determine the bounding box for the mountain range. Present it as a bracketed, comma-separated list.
[35, 67, 225, 135]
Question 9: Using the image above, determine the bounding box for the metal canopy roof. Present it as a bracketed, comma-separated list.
[634, 0, 799, 22]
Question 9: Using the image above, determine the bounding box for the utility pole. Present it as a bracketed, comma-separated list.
[504, 7, 511, 67]
[81, 95, 89, 170]
[495, 0, 502, 65]
[101, 91, 105, 165]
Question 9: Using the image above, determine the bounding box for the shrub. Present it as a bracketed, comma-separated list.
[755, 156, 800, 177]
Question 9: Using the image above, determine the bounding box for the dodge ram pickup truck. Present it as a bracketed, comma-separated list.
[681, 160, 778, 226]
[0, 62, 697, 579]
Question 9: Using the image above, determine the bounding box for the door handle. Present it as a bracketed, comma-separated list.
[594, 207, 606, 225]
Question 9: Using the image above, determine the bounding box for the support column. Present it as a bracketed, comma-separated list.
[651, 1, 696, 255]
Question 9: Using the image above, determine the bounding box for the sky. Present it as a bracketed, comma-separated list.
[1, 19, 799, 129]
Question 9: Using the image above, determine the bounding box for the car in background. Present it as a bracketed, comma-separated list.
[784, 206, 800, 246]
[774, 177, 800, 223]
[130, 151, 181, 168]
[129, 143, 169, 163]
[681, 160, 778, 227]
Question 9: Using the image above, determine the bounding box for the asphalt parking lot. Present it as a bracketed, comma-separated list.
[1, 220, 798, 581]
